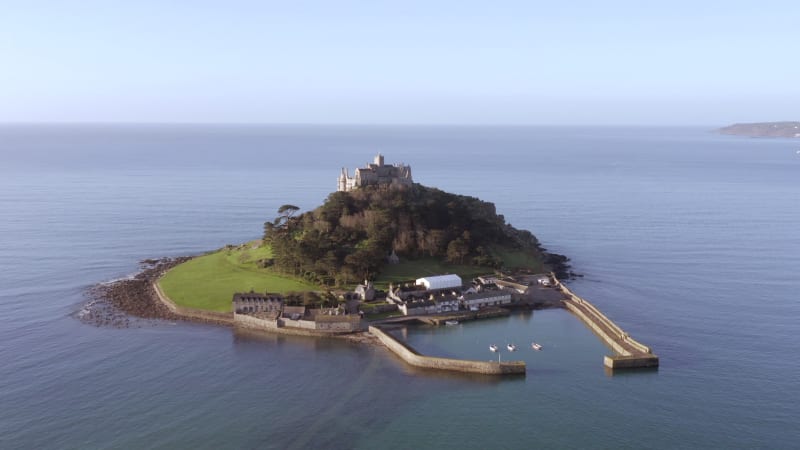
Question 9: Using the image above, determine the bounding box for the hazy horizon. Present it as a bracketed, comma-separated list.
[0, 121, 732, 128]
[2, 1, 798, 125]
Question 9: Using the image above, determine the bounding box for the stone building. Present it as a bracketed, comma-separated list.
[232, 292, 283, 314]
[282, 305, 306, 320]
[460, 291, 513, 310]
[399, 299, 437, 316]
[337, 154, 413, 192]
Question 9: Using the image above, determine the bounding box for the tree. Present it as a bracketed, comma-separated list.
[278, 204, 300, 217]
[446, 238, 469, 264]
[423, 229, 446, 257]
[273, 204, 300, 229]
[264, 183, 547, 288]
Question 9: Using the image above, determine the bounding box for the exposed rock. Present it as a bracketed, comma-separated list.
[79, 257, 193, 327]
[543, 252, 575, 280]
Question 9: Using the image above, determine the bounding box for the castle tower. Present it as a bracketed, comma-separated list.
[338, 167, 348, 192]
[374, 153, 384, 166]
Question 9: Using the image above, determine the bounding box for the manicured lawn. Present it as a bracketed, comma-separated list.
[158, 242, 319, 312]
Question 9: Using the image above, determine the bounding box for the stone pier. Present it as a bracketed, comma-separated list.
[555, 277, 659, 369]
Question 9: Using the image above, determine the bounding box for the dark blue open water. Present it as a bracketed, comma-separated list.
[1, 125, 798, 449]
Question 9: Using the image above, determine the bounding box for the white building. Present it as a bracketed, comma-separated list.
[415, 274, 463, 291]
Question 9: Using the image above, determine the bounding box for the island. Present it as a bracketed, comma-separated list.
[89, 154, 657, 374]
[719, 121, 800, 138]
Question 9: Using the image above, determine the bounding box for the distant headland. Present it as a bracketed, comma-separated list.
[719, 122, 800, 138]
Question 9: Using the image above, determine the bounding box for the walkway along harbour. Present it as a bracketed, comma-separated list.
[554, 276, 659, 369]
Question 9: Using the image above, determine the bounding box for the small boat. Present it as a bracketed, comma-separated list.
[444, 320, 459, 326]
[531, 342, 542, 351]
[489, 344, 499, 352]
[507, 344, 517, 351]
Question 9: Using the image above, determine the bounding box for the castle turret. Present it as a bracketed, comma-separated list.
[338, 167, 348, 192]
[374, 153, 384, 166]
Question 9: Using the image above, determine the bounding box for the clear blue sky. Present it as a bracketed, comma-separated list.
[1, 0, 797, 125]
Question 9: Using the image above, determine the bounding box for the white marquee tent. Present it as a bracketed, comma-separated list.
[415, 274, 463, 291]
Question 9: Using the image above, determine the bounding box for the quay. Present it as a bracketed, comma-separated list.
[554, 277, 659, 369]
[370, 325, 526, 376]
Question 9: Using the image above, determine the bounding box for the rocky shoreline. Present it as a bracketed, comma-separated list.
[80, 257, 193, 327]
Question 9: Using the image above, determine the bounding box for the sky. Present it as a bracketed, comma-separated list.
[1, 0, 798, 125]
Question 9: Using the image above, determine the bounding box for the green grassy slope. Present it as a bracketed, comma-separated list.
[158, 243, 319, 312]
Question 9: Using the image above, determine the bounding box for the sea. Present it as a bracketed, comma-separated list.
[0, 125, 798, 449]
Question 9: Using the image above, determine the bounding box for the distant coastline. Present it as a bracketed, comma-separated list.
[719, 121, 800, 138]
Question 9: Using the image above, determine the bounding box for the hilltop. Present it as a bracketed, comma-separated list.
[263, 183, 570, 287]
[719, 122, 800, 138]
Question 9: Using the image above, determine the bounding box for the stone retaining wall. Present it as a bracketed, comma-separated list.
[234, 313, 281, 331]
[234, 313, 361, 337]
[369, 326, 525, 375]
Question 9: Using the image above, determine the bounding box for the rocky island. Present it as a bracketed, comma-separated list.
[87, 154, 657, 373]
[719, 121, 800, 138]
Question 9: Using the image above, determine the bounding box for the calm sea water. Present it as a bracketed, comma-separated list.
[1, 125, 798, 449]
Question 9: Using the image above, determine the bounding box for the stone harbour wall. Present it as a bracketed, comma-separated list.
[369, 326, 525, 376]
[563, 301, 630, 356]
[553, 276, 658, 369]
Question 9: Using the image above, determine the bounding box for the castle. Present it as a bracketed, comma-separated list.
[337, 154, 413, 192]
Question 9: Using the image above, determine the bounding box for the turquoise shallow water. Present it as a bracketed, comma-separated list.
[0, 125, 798, 449]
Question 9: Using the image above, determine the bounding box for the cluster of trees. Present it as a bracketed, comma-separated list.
[282, 291, 339, 308]
[263, 184, 544, 286]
